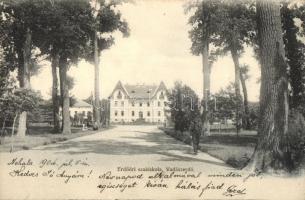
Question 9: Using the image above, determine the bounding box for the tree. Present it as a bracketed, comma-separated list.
[0, 0, 44, 137]
[281, 3, 305, 111]
[240, 64, 251, 129]
[211, 82, 238, 124]
[0, 88, 41, 150]
[31, 0, 96, 134]
[168, 81, 201, 132]
[88, 0, 129, 129]
[210, 0, 256, 134]
[13, 0, 62, 133]
[51, 51, 60, 132]
[247, 0, 290, 172]
[186, 0, 220, 135]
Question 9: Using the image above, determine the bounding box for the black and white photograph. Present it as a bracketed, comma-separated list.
[0, 0, 304, 199]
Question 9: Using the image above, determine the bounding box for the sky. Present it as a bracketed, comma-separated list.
[31, 0, 261, 102]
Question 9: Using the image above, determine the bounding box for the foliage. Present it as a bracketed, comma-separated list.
[298, 4, 305, 36]
[285, 109, 305, 171]
[189, 113, 202, 135]
[209, 0, 256, 55]
[185, 0, 221, 64]
[0, 0, 130, 64]
[240, 64, 250, 80]
[281, 3, 305, 112]
[211, 82, 237, 122]
[84, 0, 130, 62]
[0, 88, 42, 124]
[168, 81, 201, 132]
[186, 0, 256, 134]
[0, 0, 43, 82]
[0, 52, 16, 97]
[248, 107, 258, 130]
[186, 0, 256, 59]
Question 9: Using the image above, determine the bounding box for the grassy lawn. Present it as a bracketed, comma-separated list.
[0, 126, 112, 153]
[161, 127, 257, 169]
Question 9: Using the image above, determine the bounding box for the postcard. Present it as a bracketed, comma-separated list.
[0, 0, 304, 199]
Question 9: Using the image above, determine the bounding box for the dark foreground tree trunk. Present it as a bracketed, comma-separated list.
[59, 56, 71, 134]
[94, 32, 101, 128]
[240, 71, 250, 130]
[230, 46, 243, 135]
[17, 28, 32, 138]
[247, 1, 290, 172]
[51, 52, 60, 133]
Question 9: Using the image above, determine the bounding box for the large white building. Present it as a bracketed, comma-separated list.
[109, 81, 168, 123]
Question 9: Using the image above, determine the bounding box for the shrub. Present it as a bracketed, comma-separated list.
[285, 109, 305, 171]
[22, 145, 30, 150]
[226, 154, 250, 169]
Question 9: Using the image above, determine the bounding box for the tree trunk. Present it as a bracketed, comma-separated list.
[59, 56, 71, 134]
[240, 71, 250, 130]
[17, 28, 31, 138]
[247, 0, 290, 172]
[1, 116, 7, 137]
[230, 46, 243, 135]
[10, 113, 18, 153]
[202, 15, 210, 136]
[51, 52, 60, 133]
[94, 32, 101, 128]
[59, 58, 64, 130]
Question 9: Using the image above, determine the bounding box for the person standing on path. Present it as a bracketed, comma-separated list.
[189, 116, 202, 154]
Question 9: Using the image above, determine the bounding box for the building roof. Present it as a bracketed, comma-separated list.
[109, 81, 167, 100]
[72, 99, 92, 108]
[124, 84, 158, 99]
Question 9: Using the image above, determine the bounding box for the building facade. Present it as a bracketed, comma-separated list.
[109, 81, 168, 123]
[69, 99, 93, 118]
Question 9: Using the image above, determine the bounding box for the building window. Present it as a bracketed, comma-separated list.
[159, 91, 164, 100]
[147, 102, 150, 107]
[115, 101, 118, 106]
[147, 111, 150, 117]
[121, 111, 124, 116]
[132, 102, 135, 107]
[115, 111, 118, 116]
[121, 101, 124, 106]
[132, 111, 135, 116]
[117, 91, 122, 99]
[139, 102, 143, 107]
[158, 111, 161, 116]
[139, 111, 143, 119]
[158, 101, 161, 107]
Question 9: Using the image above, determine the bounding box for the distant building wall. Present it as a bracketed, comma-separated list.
[109, 82, 169, 124]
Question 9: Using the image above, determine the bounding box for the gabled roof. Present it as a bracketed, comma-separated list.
[152, 81, 167, 97]
[72, 99, 92, 108]
[109, 81, 129, 98]
[109, 81, 167, 100]
[124, 84, 158, 99]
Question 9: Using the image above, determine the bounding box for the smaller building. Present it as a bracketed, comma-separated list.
[69, 99, 93, 126]
[70, 99, 93, 118]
